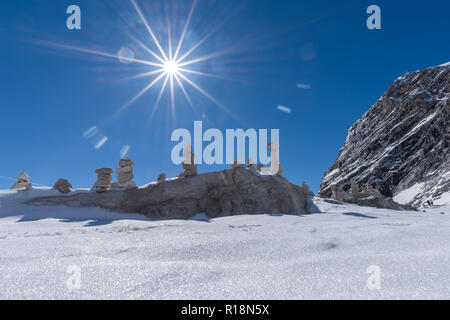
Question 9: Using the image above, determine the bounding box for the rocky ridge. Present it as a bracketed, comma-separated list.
[319, 63, 449, 207]
[27, 167, 310, 219]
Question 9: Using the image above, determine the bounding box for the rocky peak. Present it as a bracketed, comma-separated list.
[319, 63, 449, 207]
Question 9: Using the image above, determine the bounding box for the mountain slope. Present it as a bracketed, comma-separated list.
[319, 63, 449, 206]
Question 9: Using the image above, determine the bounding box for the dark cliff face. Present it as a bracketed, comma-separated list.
[319, 63, 449, 206]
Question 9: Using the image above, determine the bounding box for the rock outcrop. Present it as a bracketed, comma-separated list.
[268, 142, 282, 175]
[111, 157, 137, 190]
[301, 181, 314, 196]
[247, 158, 255, 169]
[328, 183, 414, 210]
[53, 179, 72, 194]
[231, 160, 245, 169]
[157, 173, 166, 183]
[27, 167, 310, 219]
[92, 168, 113, 193]
[179, 146, 198, 177]
[319, 63, 449, 207]
[10, 172, 32, 191]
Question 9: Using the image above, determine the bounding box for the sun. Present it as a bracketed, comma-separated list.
[47, 0, 228, 120]
[163, 60, 180, 76]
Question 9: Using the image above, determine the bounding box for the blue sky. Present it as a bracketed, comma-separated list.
[0, 0, 449, 191]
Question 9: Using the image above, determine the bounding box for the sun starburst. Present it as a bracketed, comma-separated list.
[125, 0, 229, 118]
[45, 0, 232, 123]
[163, 60, 180, 76]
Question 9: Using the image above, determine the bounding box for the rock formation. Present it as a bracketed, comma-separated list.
[179, 145, 198, 177]
[157, 173, 166, 183]
[365, 183, 384, 199]
[111, 157, 136, 189]
[330, 184, 352, 202]
[258, 143, 282, 175]
[252, 144, 283, 175]
[301, 181, 314, 196]
[351, 180, 359, 197]
[53, 179, 72, 194]
[320, 63, 449, 207]
[246, 158, 255, 169]
[10, 172, 32, 191]
[231, 160, 245, 169]
[92, 168, 113, 193]
[269, 142, 282, 175]
[328, 181, 413, 210]
[28, 167, 309, 219]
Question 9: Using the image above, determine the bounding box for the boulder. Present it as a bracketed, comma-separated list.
[157, 173, 167, 183]
[119, 157, 134, 168]
[116, 166, 133, 174]
[53, 179, 73, 194]
[112, 157, 136, 189]
[92, 168, 113, 192]
[117, 172, 134, 184]
[180, 156, 198, 177]
[95, 168, 113, 175]
[10, 172, 32, 191]
[11, 181, 32, 191]
[17, 172, 30, 182]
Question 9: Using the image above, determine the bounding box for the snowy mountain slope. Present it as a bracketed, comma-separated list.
[1, 189, 449, 299]
[320, 63, 449, 207]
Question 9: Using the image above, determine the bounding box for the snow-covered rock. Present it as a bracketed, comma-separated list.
[320, 63, 449, 207]
[10, 172, 32, 191]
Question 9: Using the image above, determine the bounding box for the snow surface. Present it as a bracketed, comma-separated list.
[0, 189, 449, 299]
[393, 183, 426, 204]
[435, 192, 450, 206]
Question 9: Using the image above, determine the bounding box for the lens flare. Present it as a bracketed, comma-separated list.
[117, 46, 135, 64]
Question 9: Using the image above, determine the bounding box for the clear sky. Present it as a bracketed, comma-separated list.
[0, 0, 449, 191]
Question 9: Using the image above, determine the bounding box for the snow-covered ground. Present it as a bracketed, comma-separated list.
[0, 189, 449, 299]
